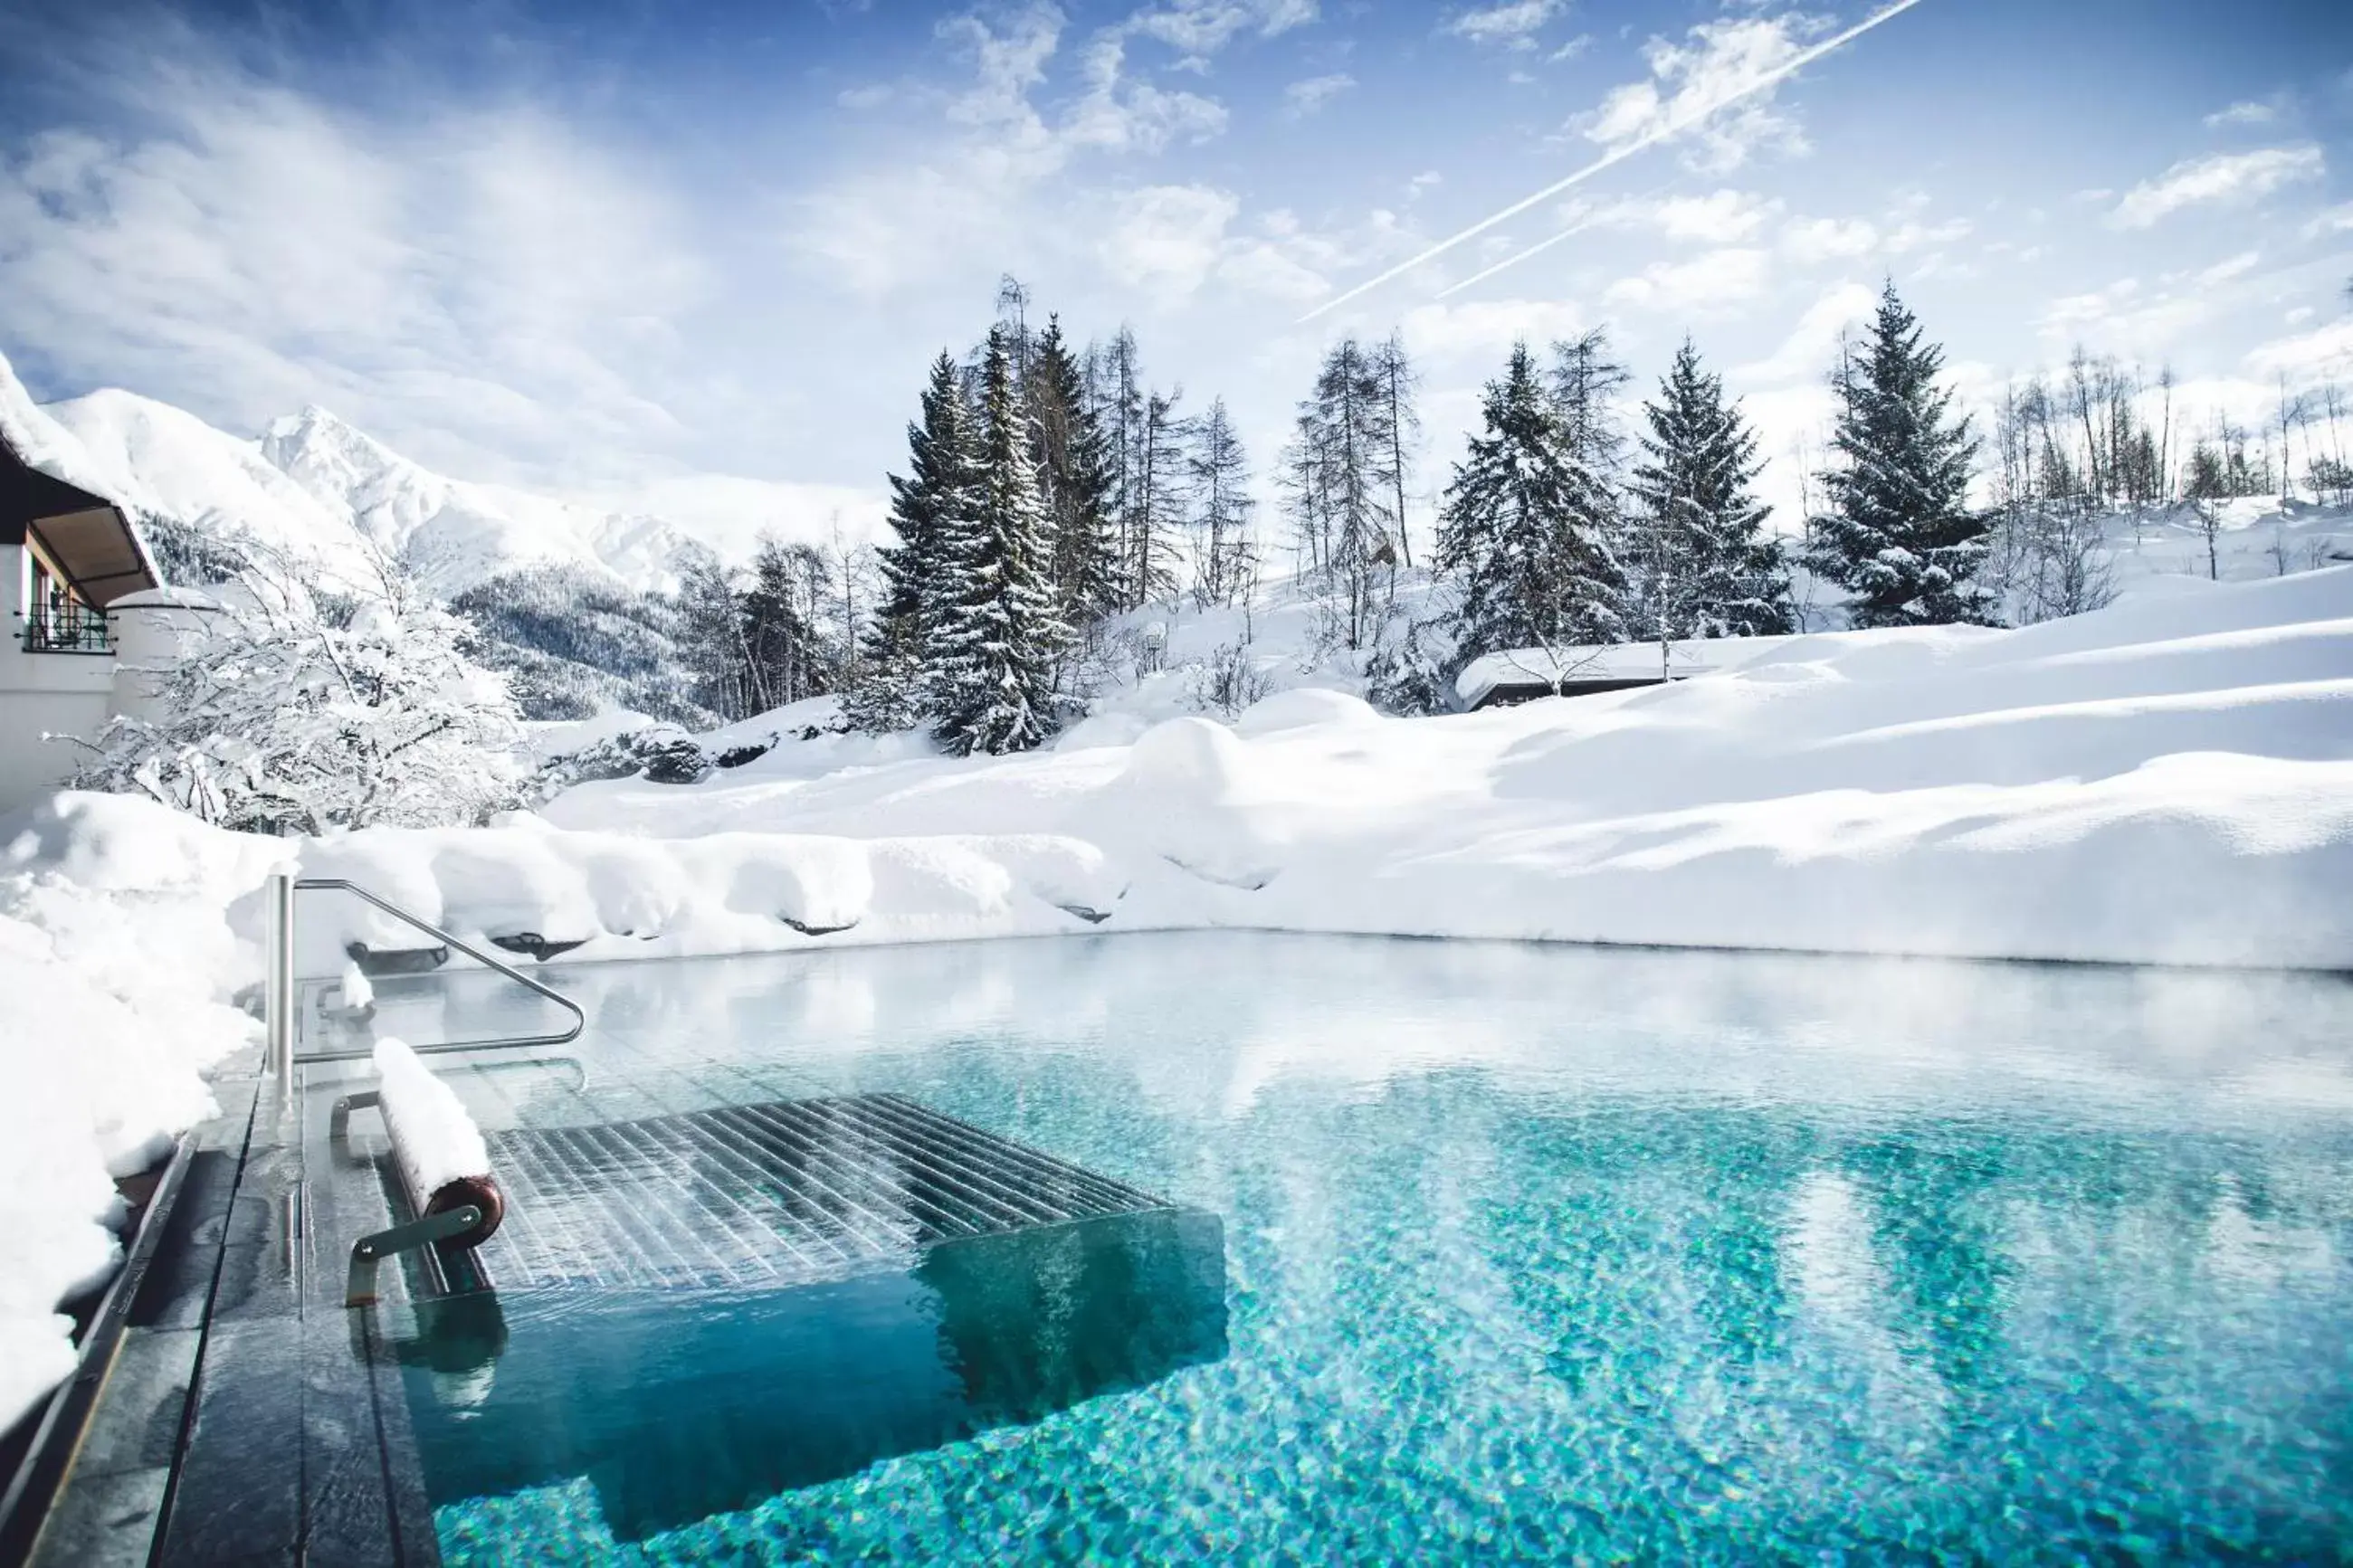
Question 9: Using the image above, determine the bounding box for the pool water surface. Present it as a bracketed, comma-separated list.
[377, 934, 2353, 1563]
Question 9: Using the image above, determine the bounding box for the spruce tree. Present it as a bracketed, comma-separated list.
[1806, 282, 1995, 627]
[1030, 316, 1119, 629]
[929, 327, 1069, 755]
[1436, 341, 1629, 661]
[846, 352, 973, 734]
[1629, 338, 1795, 639]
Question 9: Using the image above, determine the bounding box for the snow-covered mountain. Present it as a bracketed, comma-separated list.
[253, 405, 700, 594]
[3, 348, 719, 596]
[41, 388, 378, 584]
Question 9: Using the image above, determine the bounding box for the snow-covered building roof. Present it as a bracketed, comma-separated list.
[1454, 634, 1809, 711]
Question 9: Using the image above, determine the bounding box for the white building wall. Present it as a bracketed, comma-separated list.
[0, 542, 113, 813]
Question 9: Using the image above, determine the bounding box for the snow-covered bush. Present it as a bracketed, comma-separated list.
[1184, 641, 1274, 720]
[1363, 613, 1458, 716]
[71, 549, 528, 833]
[531, 724, 788, 795]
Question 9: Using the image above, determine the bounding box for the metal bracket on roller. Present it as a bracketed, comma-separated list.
[347, 1204, 485, 1308]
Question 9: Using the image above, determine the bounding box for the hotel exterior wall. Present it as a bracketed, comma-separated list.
[0, 543, 112, 812]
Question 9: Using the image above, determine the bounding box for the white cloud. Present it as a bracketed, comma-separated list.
[1446, 0, 1561, 50]
[1780, 215, 1878, 263]
[1883, 216, 1971, 253]
[1282, 73, 1357, 119]
[1604, 246, 1771, 314]
[2243, 318, 2353, 385]
[2303, 201, 2353, 238]
[1100, 183, 1239, 293]
[2110, 144, 2325, 229]
[1129, 0, 1318, 62]
[2196, 250, 2261, 286]
[2034, 275, 2213, 353]
[795, 11, 1230, 299]
[1584, 15, 1820, 175]
[1637, 188, 1778, 244]
[1398, 297, 1584, 363]
[837, 83, 895, 110]
[2203, 100, 2277, 129]
[1734, 281, 1874, 383]
[0, 52, 704, 489]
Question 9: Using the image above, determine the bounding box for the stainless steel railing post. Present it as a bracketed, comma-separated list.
[265, 870, 295, 1105]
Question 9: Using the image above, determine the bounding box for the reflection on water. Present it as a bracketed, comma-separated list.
[406, 934, 2353, 1563]
[411, 1209, 1225, 1541]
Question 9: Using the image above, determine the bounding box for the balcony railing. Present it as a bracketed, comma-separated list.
[21, 600, 111, 654]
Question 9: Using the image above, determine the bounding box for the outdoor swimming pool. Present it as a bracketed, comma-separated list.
[371, 933, 2353, 1563]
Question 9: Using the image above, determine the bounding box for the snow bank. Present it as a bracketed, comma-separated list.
[531, 565, 2353, 971]
[0, 795, 275, 1432]
[373, 1039, 491, 1198]
[278, 816, 1127, 973]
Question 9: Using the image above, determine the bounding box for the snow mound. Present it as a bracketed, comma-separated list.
[1234, 688, 1382, 736]
[0, 796, 267, 1432]
[542, 564, 2353, 969]
[276, 820, 1126, 973]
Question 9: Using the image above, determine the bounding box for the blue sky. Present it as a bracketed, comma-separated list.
[2, 0, 2349, 546]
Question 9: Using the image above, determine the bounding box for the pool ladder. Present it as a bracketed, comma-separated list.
[261, 873, 587, 1101]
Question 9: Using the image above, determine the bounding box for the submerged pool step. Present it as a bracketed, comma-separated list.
[467, 1093, 1172, 1293]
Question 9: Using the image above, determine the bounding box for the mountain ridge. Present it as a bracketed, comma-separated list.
[1, 347, 878, 598]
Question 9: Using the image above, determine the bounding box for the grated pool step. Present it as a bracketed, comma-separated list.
[466, 1094, 1172, 1293]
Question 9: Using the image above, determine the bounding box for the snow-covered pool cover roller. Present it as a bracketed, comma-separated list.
[372, 1037, 502, 1246]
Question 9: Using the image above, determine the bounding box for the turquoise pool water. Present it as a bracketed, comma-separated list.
[399, 935, 2353, 1563]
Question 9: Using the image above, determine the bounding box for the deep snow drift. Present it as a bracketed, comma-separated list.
[0, 796, 276, 1431]
[286, 563, 2353, 973]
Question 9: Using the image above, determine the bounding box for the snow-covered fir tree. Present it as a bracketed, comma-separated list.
[1436, 341, 1629, 660]
[1028, 316, 1120, 629]
[929, 327, 1069, 755]
[846, 352, 975, 734]
[1628, 338, 1796, 639]
[72, 546, 526, 833]
[1806, 282, 1996, 628]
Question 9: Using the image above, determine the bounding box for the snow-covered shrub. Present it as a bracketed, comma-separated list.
[531, 725, 763, 794]
[1185, 641, 1273, 720]
[71, 550, 528, 834]
[1364, 613, 1458, 716]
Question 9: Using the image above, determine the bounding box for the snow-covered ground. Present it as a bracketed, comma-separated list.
[503, 564, 2352, 971]
[0, 797, 277, 1431]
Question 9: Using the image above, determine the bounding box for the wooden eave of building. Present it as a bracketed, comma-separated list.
[2, 432, 160, 608]
[1464, 674, 1674, 711]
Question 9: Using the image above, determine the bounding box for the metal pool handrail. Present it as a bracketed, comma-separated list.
[262, 873, 587, 1094]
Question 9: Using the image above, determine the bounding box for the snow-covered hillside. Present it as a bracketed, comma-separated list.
[3, 347, 775, 595]
[48, 560, 2295, 975]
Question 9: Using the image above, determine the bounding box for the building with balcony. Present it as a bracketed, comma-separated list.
[1, 431, 164, 812]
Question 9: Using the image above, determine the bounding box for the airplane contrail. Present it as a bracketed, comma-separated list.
[1434, 210, 1607, 299]
[1298, 0, 1932, 323]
